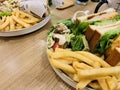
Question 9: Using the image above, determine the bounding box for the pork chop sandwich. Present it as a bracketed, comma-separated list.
[84, 14, 120, 66]
[76, 8, 120, 66]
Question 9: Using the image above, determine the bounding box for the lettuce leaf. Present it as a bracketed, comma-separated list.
[90, 15, 120, 26]
[57, 19, 75, 31]
[73, 21, 89, 35]
[71, 34, 89, 51]
[96, 29, 120, 54]
[0, 12, 12, 18]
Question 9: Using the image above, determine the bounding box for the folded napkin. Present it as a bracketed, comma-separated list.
[20, 0, 63, 18]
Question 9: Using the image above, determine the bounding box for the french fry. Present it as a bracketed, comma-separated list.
[76, 79, 91, 90]
[52, 50, 94, 66]
[89, 81, 101, 89]
[20, 18, 38, 24]
[91, 59, 109, 90]
[47, 49, 53, 58]
[73, 61, 93, 70]
[77, 51, 110, 67]
[14, 8, 20, 17]
[16, 23, 23, 29]
[10, 16, 15, 30]
[78, 66, 120, 79]
[116, 82, 120, 90]
[72, 74, 80, 82]
[98, 78, 109, 90]
[117, 77, 120, 82]
[4, 25, 9, 31]
[18, 9, 40, 21]
[19, 13, 26, 18]
[106, 76, 117, 90]
[56, 59, 72, 64]
[50, 59, 76, 73]
[53, 49, 79, 61]
[0, 16, 6, 25]
[18, 10, 34, 18]
[62, 57, 78, 61]
[47, 49, 77, 62]
[93, 61, 101, 68]
[0, 16, 10, 30]
[12, 15, 31, 28]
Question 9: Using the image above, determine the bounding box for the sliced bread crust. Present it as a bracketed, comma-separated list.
[105, 48, 120, 66]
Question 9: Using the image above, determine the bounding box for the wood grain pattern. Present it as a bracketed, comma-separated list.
[0, 1, 99, 90]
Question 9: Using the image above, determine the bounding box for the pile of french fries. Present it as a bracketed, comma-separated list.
[47, 48, 120, 90]
[0, 8, 41, 31]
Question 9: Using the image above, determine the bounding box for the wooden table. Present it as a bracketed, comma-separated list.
[0, 1, 99, 90]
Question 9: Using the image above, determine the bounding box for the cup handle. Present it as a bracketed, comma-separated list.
[94, 1, 108, 13]
[72, 10, 89, 22]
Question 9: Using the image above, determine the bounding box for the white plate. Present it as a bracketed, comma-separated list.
[0, 15, 50, 37]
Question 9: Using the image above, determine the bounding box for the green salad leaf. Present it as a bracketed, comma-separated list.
[48, 19, 74, 35]
[57, 19, 74, 31]
[71, 34, 89, 51]
[62, 34, 75, 49]
[90, 15, 120, 26]
[72, 20, 89, 35]
[66, 34, 74, 43]
[0, 12, 12, 18]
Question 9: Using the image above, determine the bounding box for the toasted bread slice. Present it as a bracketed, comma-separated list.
[105, 35, 120, 57]
[105, 48, 120, 66]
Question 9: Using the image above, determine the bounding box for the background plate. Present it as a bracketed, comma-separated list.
[0, 15, 50, 37]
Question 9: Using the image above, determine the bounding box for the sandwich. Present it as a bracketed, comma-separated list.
[82, 8, 120, 66]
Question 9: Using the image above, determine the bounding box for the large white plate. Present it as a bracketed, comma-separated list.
[0, 15, 50, 37]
